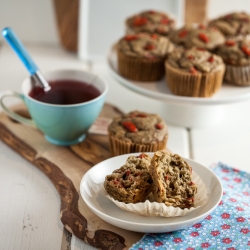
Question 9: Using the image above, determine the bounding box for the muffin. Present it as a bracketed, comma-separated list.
[126, 10, 175, 36]
[104, 153, 153, 203]
[117, 33, 175, 81]
[216, 38, 250, 85]
[165, 47, 225, 97]
[169, 24, 225, 51]
[209, 12, 250, 38]
[150, 150, 197, 209]
[108, 110, 168, 156]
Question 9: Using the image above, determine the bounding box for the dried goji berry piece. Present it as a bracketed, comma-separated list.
[121, 121, 138, 132]
[189, 67, 197, 74]
[161, 17, 169, 24]
[124, 35, 138, 41]
[133, 17, 147, 26]
[241, 45, 250, 56]
[151, 34, 158, 39]
[155, 123, 163, 129]
[188, 55, 194, 60]
[207, 56, 214, 63]
[144, 44, 155, 50]
[225, 40, 236, 46]
[136, 113, 147, 117]
[138, 153, 147, 159]
[178, 29, 188, 38]
[198, 33, 209, 43]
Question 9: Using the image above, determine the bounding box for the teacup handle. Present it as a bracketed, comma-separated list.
[0, 90, 36, 127]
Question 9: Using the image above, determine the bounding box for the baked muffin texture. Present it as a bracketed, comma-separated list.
[150, 150, 197, 209]
[165, 47, 225, 97]
[216, 38, 250, 85]
[117, 32, 175, 81]
[169, 24, 225, 51]
[104, 153, 153, 203]
[126, 10, 175, 36]
[209, 12, 250, 37]
[108, 110, 168, 156]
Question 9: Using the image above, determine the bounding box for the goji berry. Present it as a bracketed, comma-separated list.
[190, 67, 197, 74]
[198, 33, 209, 43]
[155, 123, 163, 129]
[241, 45, 250, 56]
[207, 56, 214, 63]
[144, 44, 155, 50]
[225, 40, 236, 46]
[133, 17, 147, 26]
[178, 29, 188, 38]
[121, 121, 138, 132]
[124, 35, 138, 41]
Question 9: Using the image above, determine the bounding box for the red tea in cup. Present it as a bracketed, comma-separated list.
[29, 79, 101, 105]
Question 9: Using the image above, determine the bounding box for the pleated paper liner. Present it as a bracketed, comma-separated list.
[224, 64, 250, 86]
[117, 49, 165, 81]
[108, 134, 168, 157]
[104, 171, 208, 217]
[165, 62, 225, 97]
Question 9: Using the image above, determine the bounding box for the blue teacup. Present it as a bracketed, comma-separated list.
[0, 69, 108, 146]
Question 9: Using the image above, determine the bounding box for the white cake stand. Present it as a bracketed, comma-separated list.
[107, 48, 250, 128]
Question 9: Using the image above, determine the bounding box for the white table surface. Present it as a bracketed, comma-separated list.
[1, 43, 250, 250]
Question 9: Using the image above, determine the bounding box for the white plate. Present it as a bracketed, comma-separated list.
[80, 153, 223, 233]
[107, 46, 250, 105]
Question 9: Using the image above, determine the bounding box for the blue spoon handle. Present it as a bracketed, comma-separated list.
[2, 27, 38, 75]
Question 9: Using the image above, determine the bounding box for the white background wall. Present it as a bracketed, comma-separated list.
[1, 0, 250, 46]
[207, 0, 250, 19]
[0, 0, 59, 45]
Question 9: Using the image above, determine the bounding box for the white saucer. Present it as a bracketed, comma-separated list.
[80, 153, 223, 233]
[107, 46, 250, 106]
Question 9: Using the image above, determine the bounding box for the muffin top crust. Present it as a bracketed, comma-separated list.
[117, 33, 175, 59]
[209, 12, 250, 37]
[108, 110, 168, 144]
[216, 38, 250, 66]
[167, 47, 225, 73]
[169, 24, 225, 51]
[126, 10, 175, 36]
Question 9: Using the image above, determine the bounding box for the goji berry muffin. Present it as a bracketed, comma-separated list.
[165, 47, 225, 97]
[116, 33, 175, 81]
[209, 12, 250, 38]
[126, 10, 175, 37]
[104, 153, 153, 203]
[215, 38, 250, 85]
[150, 150, 197, 209]
[108, 110, 168, 156]
[169, 24, 225, 52]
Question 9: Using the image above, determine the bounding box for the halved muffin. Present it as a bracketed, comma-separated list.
[150, 150, 197, 209]
[104, 153, 152, 203]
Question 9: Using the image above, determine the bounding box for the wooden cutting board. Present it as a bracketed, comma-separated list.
[0, 103, 143, 250]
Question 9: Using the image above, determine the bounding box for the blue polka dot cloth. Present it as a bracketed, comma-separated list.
[130, 163, 250, 250]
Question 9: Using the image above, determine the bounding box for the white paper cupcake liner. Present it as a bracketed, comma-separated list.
[104, 171, 208, 217]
